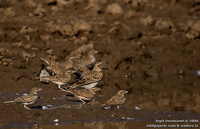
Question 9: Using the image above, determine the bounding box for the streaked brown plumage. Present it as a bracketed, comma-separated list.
[70, 43, 94, 58]
[4, 87, 42, 110]
[64, 87, 101, 104]
[70, 62, 106, 89]
[103, 90, 128, 109]
[73, 50, 98, 68]
[40, 57, 74, 75]
[37, 70, 73, 89]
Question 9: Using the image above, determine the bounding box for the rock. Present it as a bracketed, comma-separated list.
[20, 26, 34, 34]
[72, 20, 91, 35]
[12, 42, 23, 48]
[154, 19, 175, 34]
[34, 5, 46, 18]
[46, 49, 54, 55]
[2, 61, 8, 66]
[23, 44, 32, 50]
[59, 24, 74, 37]
[57, 0, 74, 7]
[141, 16, 155, 26]
[132, 0, 140, 7]
[186, 30, 200, 39]
[41, 34, 52, 41]
[105, 3, 123, 15]
[45, 0, 57, 5]
[0, 48, 5, 53]
[124, 11, 137, 19]
[26, 0, 36, 8]
[3, 7, 15, 17]
[189, 20, 200, 32]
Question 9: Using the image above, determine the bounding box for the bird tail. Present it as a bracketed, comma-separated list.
[4, 100, 15, 104]
[40, 58, 50, 65]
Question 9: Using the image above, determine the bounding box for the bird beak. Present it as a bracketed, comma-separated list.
[37, 88, 42, 91]
[124, 90, 128, 94]
[100, 62, 107, 67]
[94, 50, 98, 54]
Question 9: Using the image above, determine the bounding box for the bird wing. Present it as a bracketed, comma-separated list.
[40, 58, 66, 75]
[77, 89, 94, 98]
[14, 95, 37, 104]
[106, 95, 125, 105]
[81, 72, 103, 83]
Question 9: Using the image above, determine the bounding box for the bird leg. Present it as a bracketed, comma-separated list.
[79, 99, 86, 104]
[58, 85, 63, 90]
[90, 98, 95, 105]
[24, 105, 31, 110]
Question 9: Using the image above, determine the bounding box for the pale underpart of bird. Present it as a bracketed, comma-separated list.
[70, 62, 106, 89]
[39, 65, 50, 83]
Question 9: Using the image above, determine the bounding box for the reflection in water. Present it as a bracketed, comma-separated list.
[84, 122, 104, 129]
[84, 121, 127, 129]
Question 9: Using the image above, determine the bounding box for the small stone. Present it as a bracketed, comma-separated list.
[34, 5, 46, 18]
[141, 16, 154, 26]
[106, 3, 123, 15]
[13, 42, 23, 48]
[41, 34, 52, 41]
[72, 20, 91, 35]
[0, 48, 5, 53]
[59, 24, 74, 36]
[3, 7, 15, 17]
[23, 44, 32, 50]
[45, 0, 56, 5]
[2, 61, 8, 66]
[20, 26, 34, 34]
[46, 49, 54, 55]
[190, 20, 200, 32]
[155, 19, 174, 30]
[26, 0, 36, 8]
[124, 11, 137, 19]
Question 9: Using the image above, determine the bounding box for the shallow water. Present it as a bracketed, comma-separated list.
[1, 73, 200, 129]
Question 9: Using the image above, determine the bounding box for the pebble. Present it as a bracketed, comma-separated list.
[45, 0, 56, 5]
[141, 16, 154, 26]
[72, 20, 91, 35]
[106, 3, 123, 15]
[46, 49, 54, 55]
[59, 24, 74, 36]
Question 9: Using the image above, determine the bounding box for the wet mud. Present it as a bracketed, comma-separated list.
[0, 0, 200, 128]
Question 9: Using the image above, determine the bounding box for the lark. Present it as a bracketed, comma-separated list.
[4, 87, 42, 110]
[70, 43, 94, 58]
[40, 57, 74, 75]
[73, 50, 98, 68]
[37, 70, 74, 89]
[102, 90, 128, 109]
[70, 62, 106, 89]
[63, 87, 101, 104]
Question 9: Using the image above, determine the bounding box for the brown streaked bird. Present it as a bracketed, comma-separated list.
[102, 90, 128, 109]
[63, 87, 101, 104]
[4, 87, 42, 110]
[73, 50, 98, 68]
[40, 57, 74, 75]
[70, 62, 106, 89]
[70, 43, 94, 58]
[37, 70, 74, 89]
